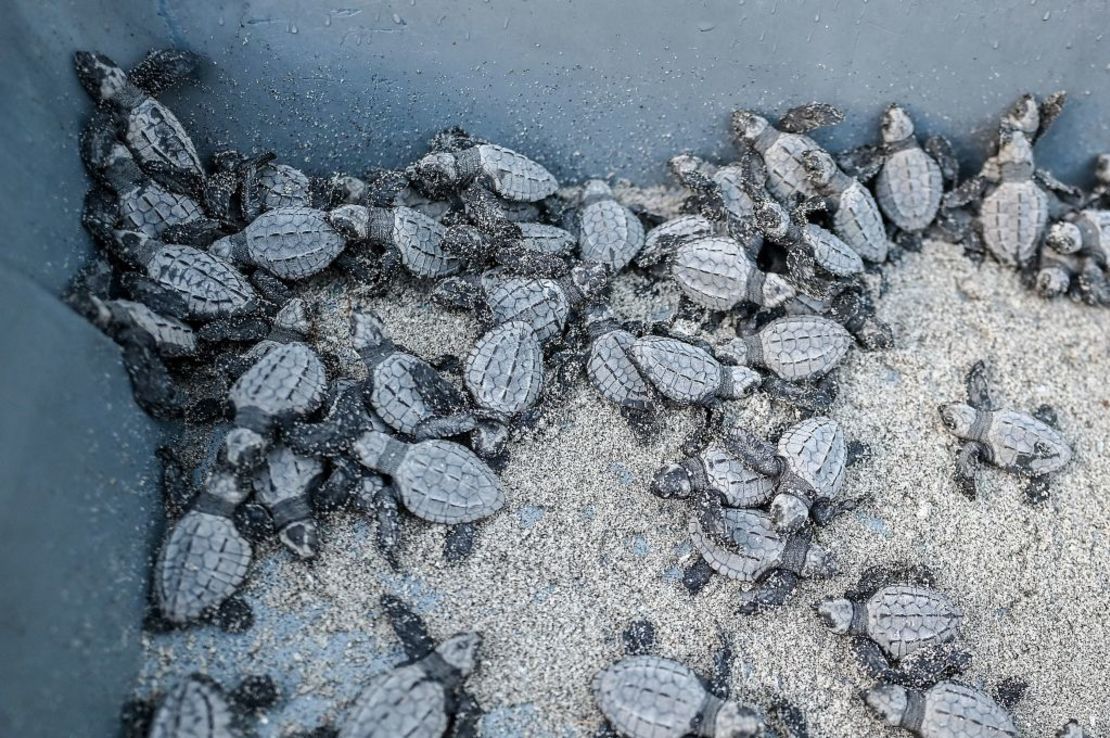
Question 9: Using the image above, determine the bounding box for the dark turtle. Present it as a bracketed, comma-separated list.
[210, 206, 348, 281]
[252, 444, 324, 559]
[409, 140, 558, 203]
[801, 148, 890, 263]
[714, 315, 851, 382]
[670, 236, 795, 311]
[577, 180, 645, 272]
[82, 295, 197, 358]
[636, 214, 715, 268]
[630, 335, 761, 406]
[939, 360, 1071, 502]
[133, 673, 277, 738]
[328, 204, 461, 278]
[864, 681, 1018, 738]
[816, 564, 970, 688]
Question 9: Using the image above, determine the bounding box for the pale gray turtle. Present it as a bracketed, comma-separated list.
[252, 162, 313, 214]
[939, 360, 1071, 502]
[714, 315, 851, 382]
[111, 230, 258, 320]
[334, 595, 483, 738]
[1058, 721, 1097, 738]
[74, 51, 205, 193]
[651, 442, 776, 511]
[873, 105, 946, 235]
[636, 214, 715, 268]
[1043, 209, 1110, 304]
[630, 334, 761, 406]
[135, 673, 277, 738]
[977, 131, 1050, 268]
[463, 320, 544, 455]
[666, 155, 763, 253]
[999, 91, 1067, 143]
[1046, 208, 1110, 265]
[801, 148, 890, 263]
[586, 308, 654, 413]
[817, 564, 970, 688]
[210, 206, 347, 281]
[670, 235, 795, 311]
[83, 295, 196, 357]
[328, 204, 461, 278]
[518, 222, 577, 256]
[725, 416, 851, 532]
[577, 180, 646, 271]
[730, 103, 844, 203]
[154, 470, 253, 630]
[409, 139, 558, 203]
[864, 681, 1017, 738]
[688, 497, 836, 613]
[252, 444, 324, 559]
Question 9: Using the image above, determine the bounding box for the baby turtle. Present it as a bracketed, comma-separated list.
[586, 308, 654, 413]
[336, 595, 483, 738]
[873, 105, 946, 235]
[328, 204, 461, 278]
[464, 320, 544, 454]
[651, 441, 776, 511]
[801, 149, 890, 262]
[409, 139, 558, 203]
[939, 360, 1071, 502]
[730, 103, 844, 203]
[714, 315, 851, 382]
[817, 564, 970, 688]
[670, 236, 796, 311]
[977, 131, 1050, 268]
[726, 416, 851, 531]
[864, 681, 1017, 738]
[112, 230, 258, 320]
[154, 469, 253, 631]
[637, 214, 715, 268]
[135, 673, 277, 738]
[252, 445, 324, 559]
[517, 222, 577, 256]
[688, 499, 836, 613]
[577, 180, 646, 271]
[251, 162, 313, 215]
[667, 155, 760, 247]
[1044, 209, 1110, 303]
[630, 334, 761, 406]
[210, 206, 348, 281]
[82, 295, 196, 357]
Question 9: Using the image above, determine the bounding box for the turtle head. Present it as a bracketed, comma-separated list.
[815, 597, 855, 634]
[881, 104, 915, 144]
[760, 272, 796, 308]
[864, 684, 911, 726]
[770, 492, 811, 532]
[753, 199, 790, 240]
[223, 428, 268, 471]
[667, 153, 706, 184]
[582, 179, 613, 204]
[435, 632, 482, 676]
[731, 110, 769, 142]
[938, 402, 977, 439]
[651, 462, 695, 499]
[1095, 153, 1110, 185]
[279, 520, 318, 560]
[713, 701, 765, 738]
[801, 541, 837, 579]
[350, 310, 389, 352]
[208, 235, 247, 265]
[801, 149, 837, 188]
[997, 130, 1034, 166]
[327, 204, 371, 241]
[1036, 266, 1071, 298]
[273, 298, 311, 338]
[408, 152, 460, 198]
[1046, 221, 1082, 254]
[74, 51, 130, 102]
[1003, 93, 1039, 136]
[570, 261, 612, 302]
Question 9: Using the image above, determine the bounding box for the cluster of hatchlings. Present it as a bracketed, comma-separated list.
[69, 48, 1098, 738]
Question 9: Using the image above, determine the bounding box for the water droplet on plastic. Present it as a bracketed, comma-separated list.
[393, 13, 404, 24]
[1043, 11, 1051, 20]
[698, 21, 715, 32]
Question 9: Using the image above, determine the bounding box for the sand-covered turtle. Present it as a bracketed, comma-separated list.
[725, 416, 852, 531]
[154, 469, 253, 630]
[129, 673, 277, 738]
[252, 444, 324, 559]
[518, 222, 577, 256]
[409, 136, 558, 203]
[667, 156, 761, 248]
[74, 51, 206, 194]
[977, 131, 1050, 268]
[864, 681, 1018, 738]
[463, 320, 544, 454]
[714, 315, 851, 382]
[636, 214, 715, 268]
[328, 204, 461, 278]
[670, 235, 795, 311]
[630, 335, 761, 406]
[939, 360, 1071, 502]
[801, 148, 890, 263]
[251, 162, 313, 215]
[335, 595, 483, 738]
[577, 180, 645, 271]
[210, 206, 348, 281]
[817, 564, 970, 688]
[111, 230, 258, 320]
[82, 295, 196, 357]
[1043, 209, 1110, 303]
[730, 103, 844, 203]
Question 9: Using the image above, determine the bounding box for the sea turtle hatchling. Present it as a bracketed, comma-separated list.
[651, 440, 776, 512]
[977, 131, 1050, 268]
[334, 595, 483, 738]
[1043, 209, 1110, 303]
[670, 236, 796, 311]
[630, 334, 761, 407]
[81, 295, 196, 357]
[250, 162, 314, 215]
[585, 307, 655, 413]
[463, 320, 544, 454]
[714, 315, 851, 382]
[577, 179, 646, 271]
[667, 155, 761, 248]
[864, 681, 1018, 738]
[409, 139, 558, 203]
[252, 444, 324, 559]
[816, 564, 970, 688]
[328, 204, 461, 278]
[154, 469, 253, 630]
[210, 206, 348, 281]
[801, 148, 891, 263]
[873, 105, 946, 236]
[517, 222, 577, 256]
[131, 673, 278, 738]
[938, 360, 1071, 502]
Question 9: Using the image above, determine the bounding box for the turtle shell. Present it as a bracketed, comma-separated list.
[980, 181, 1049, 267]
[338, 663, 448, 738]
[149, 676, 234, 738]
[700, 444, 776, 508]
[777, 416, 846, 498]
[578, 198, 645, 271]
[124, 97, 204, 187]
[474, 143, 558, 202]
[395, 440, 505, 523]
[587, 329, 653, 410]
[156, 511, 251, 622]
[256, 163, 313, 212]
[146, 244, 257, 319]
[517, 222, 576, 255]
[832, 181, 889, 262]
[671, 236, 759, 310]
[390, 206, 459, 278]
[465, 321, 544, 415]
[113, 299, 196, 356]
[803, 224, 864, 277]
[593, 655, 710, 738]
[749, 315, 850, 381]
[253, 445, 323, 510]
[484, 275, 569, 344]
[876, 147, 943, 232]
[230, 342, 327, 422]
[714, 166, 759, 223]
[118, 181, 203, 238]
[637, 214, 714, 268]
[864, 585, 962, 661]
[630, 335, 722, 405]
[982, 410, 1071, 475]
[243, 206, 346, 280]
[920, 682, 1018, 738]
[368, 352, 468, 436]
[688, 508, 786, 583]
[760, 130, 822, 202]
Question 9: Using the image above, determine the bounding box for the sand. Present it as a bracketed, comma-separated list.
[137, 193, 1110, 736]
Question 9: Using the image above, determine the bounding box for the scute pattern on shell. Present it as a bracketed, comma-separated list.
[230, 342, 328, 419]
[587, 329, 653, 410]
[804, 224, 865, 276]
[761, 131, 822, 202]
[338, 664, 449, 738]
[485, 276, 570, 344]
[671, 236, 759, 311]
[982, 410, 1071, 475]
[369, 353, 464, 437]
[391, 206, 459, 277]
[253, 445, 323, 508]
[118, 182, 203, 238]
[156, 512, 251, 622]
[631, 335, 722, 405]
[518, 222, 576, 255]
[395, 440, 506, 523]
[919, 682, 1018, 738]
[593, 655, 708, 738]
[125, 98, 204, 181]
[833, 181, 889, 262]
[465, 320, 544, 415]
[257, 163, 313, 211]
[700, 444, 776, 508]
[146, 244, 257, 319]
[114, 299, 197, 355]
[244, 206, 346, 280]
[149, 677, 235, 738]
[476, 143, 559, 202]
[980, 182, 1049, 266]
[579, 198, 645, 271]
[753, 315, 851, 380]
[689, 507, 786, 582]
[865, 585, 962, 661]
[777, 416, 846, 498]
[876, 148, 943, 232]
[638, 214, 714, 267]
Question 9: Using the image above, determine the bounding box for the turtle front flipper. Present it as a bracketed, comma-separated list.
[1024, 475, 1051, 505]
[707, 630, 733, 700]
[810, 495, 861, 526]
[1034, 91, 1067, 144]
[412, 412, 480, 442]
[765, 698, 812, 738]
[737, 570, 799, 615]
[380, 594, 436, 660]
[368, 481, 403, 569]
[447, 688, 483, 738]
[116, 326, 186, 419]
[852, 636, 900, 683]
[994, 676, 1028, 710]
[214, 595, 253, 633]
[778, 103, 844, 134]
[965, 360, 994, 410]
[118, 272, 191, 319]
[954, 442, 983, 499]
[128, 49, 202, 97]
[723, 426, 781, 478]
[160, 217, 226, 248]
[683, 557, 716, 595]
[760, 375, 835, 416]
[896, 641, 973, 688]
[444, 522, 477, 562]
[622, 619, 657, 656]
[836, 144, 884, 183]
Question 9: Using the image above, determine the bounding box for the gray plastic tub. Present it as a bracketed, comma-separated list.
[0, 1, 1106, 734]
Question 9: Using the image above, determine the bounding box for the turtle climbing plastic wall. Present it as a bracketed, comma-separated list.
[0, 1, 1106, 736]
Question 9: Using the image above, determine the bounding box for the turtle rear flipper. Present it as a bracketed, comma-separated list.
[852, 636, 900, 683]
[128, 49, 202, 97]
[778, 102, 844, 134]
[994, 676, 1028, 710]
[837, 144, 884, 183]
[765, 698, 811, 738]
[954, 442, 982, 500]
[924, 135, 960, 186]
[723, 426, 781, 478]
[897, 642, 973, 688]
[1024, 475, 1051, 505]
[737, 570, 799, 615]
[706, 630, 733, 700]
[682, 557, 716, 595]
[447, 689, 483, 738]
[214, 595, 253, 633]
[621, 619, 657, 656]
[444, 522, 477, 562]
[380, 594, 436, 660]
